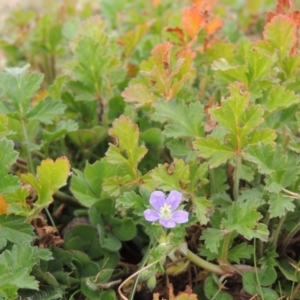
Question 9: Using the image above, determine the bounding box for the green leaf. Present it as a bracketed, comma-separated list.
[0, 215, 35, 246]
[268, 193, 295, 218]
[277, 258, 300, 282]
[0, 64, 44, 115]
[42, 120, 78, 144]
[193, 136, 234, 168]
[204, 274, 233, 300]
[246, 144, 300, 192]
[263, 15, 296, 61]
[71, 159, 119, 207]
[106, 115, 147, 177]
[228, 243, 253, 263]
[221, 201, 269, 241]
[246, 48, 275, 82]
[140, 128, 164, 147]
[210, 83, 264, 150]
[26, 98, 66, 124]
[244, 143, 275, 174]
[116, 191, 146, 216]
[212, 58, 248, 86]
[192, 197, 212, 225]
[122, 84, 157, 108]
[0, 138, 19, 194]
[120, 21, 153, 58]
[12, 157, 71, 220]
[110, 217, 136, 241]
[153, 99, 204, 138]
[200, 228, 223, 253]
[243, 267, 278, 298]
[150, 158, 190, 191]
[262, 85, 299, 113]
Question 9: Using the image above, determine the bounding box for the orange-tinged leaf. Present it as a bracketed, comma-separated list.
[205, 16, 224, 35]
[192, 0, 215, 11]
[151, 42, 173, 69]
[263, 15, 297, 60]
[166, 27, 185, 43]
[0, 195, 8, 215]
[276, 0, 292, 13]
[152, 0, 161, 7]
[182, 6, 205, 39]
[32, 90, 49, 107]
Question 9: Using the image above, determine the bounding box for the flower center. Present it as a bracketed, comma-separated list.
[159, 203, 172, 219]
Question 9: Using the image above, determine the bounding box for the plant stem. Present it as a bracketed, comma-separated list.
[220, 233, 232, 265]
[179, 245, 225, 275]
[281, 221, 300, 252]
[20, 118, 35, 174]
[257, 212, 270, 259]
[253, 239, 264, 300]
[233, 153, 241, 201]
[272, 216, 286, 247]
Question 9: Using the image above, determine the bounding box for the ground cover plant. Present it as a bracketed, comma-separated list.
[1, 0, 300, 299]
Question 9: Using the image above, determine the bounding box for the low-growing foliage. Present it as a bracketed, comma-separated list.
[1, 0, 300, 299]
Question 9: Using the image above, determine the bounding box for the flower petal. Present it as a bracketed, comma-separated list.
[144, 209, 160, 221]
[159, 218, 176, 228]
[171, 210, 189, 224]
[149, 191, 166, 210]
[166, 190, 182, 210]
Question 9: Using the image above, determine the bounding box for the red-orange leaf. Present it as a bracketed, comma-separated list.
[205, 16, 224, 35]
[182, 6, 205, 39]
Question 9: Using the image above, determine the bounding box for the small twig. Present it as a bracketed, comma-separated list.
[118, 259, 161, 300]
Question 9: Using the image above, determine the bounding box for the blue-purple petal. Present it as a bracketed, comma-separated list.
[144, 209, 160, 221]
[171, 210, 189, 224]
[166, 190, 182, 210]
[159, 218, 176, 228]
[149, 191, 166, 210]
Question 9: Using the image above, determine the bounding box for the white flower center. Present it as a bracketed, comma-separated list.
[160, 203, 172, 219]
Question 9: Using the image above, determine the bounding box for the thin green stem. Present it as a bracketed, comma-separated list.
[257, 212, 270, 260]
[209, 168, 218, 195]
[220, 233, 232, 265]
[282, 221, 300, 252]
[20, 118, 34, 174]
[233, 153, 241, 201]
[179, 246, 225, 275]
[253, 239, 264, 300]
[272, 216, 286, 247]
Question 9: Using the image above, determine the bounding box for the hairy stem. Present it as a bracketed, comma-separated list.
[281, 221, 300, 252]
[220, 232, 232, 265]
[20, 118, 34, 174]
[233, 153, 241, 201]
[179, 246, 225, 275]
[272, 216, 286, 247]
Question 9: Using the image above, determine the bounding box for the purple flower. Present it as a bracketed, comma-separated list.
[144, 190, 189, 228]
